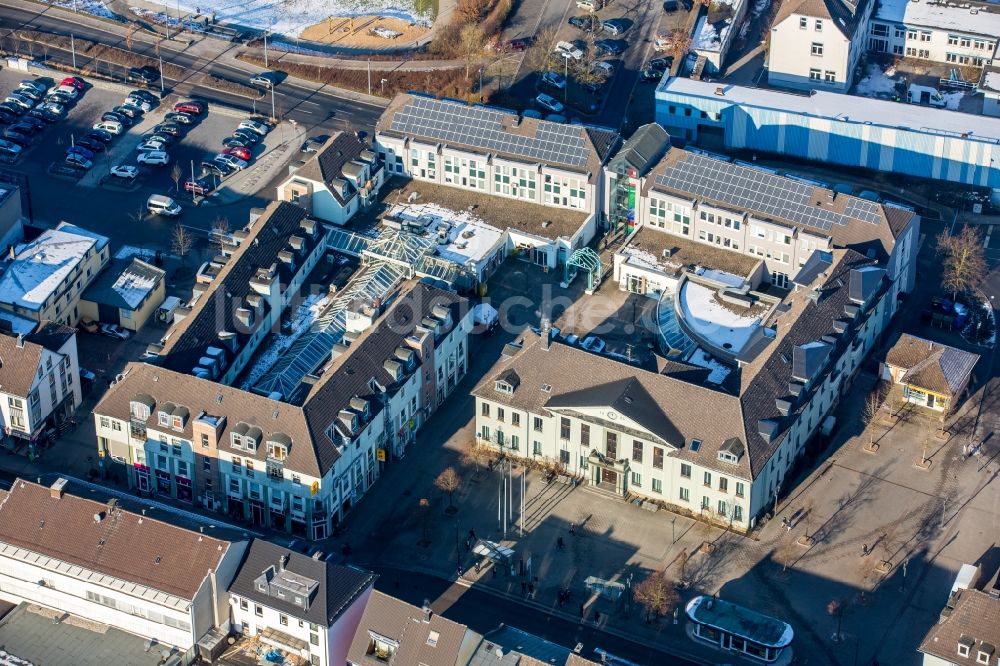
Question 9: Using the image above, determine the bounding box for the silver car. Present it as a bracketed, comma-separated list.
[214, 153, 248, 170]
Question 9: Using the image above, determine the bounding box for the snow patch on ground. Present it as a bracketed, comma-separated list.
[855, 64, 898, 98]
[114, 245, 155, 261]
[129, 6, 210, 32]
[688, 347, 732, 384]
[679, 281, 761, 352]
[173, 0, 432, 38]
[42, 0, 117, 20]
[942, 91, 964, 110]
[240, 293, 329, 388]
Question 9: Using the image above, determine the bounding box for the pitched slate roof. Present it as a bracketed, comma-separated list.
[229, 539, 375, 626]
[0, 332, 43, 397]
[294, 132, 371, 205]
[468, 625, 600, 666]
[473, 249, 888, 479]
[0, 478, 232, 600]
[82, 258, 164, 311]
[158, 201, 310, 374]
[773, 0, 871, 38]
[885, 334, 980, 397]
[346, 590, 478, 666]
[920, 588, 1000, 666]
[611, 124, 671, 177]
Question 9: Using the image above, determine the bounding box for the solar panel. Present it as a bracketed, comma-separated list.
[653, 154, 883, 233]
[388, 97, 602, 168]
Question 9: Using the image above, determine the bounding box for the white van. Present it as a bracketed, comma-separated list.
[147, 194, 182, 217]
[576, 0, 604, 11]
[907, 84, 947, 108]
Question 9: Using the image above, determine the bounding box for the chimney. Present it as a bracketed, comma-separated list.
[540, 317, 551, 351]
[421, 600, 432, 622]
[15, 334, 24, 349]
[49, 477, 68, 499]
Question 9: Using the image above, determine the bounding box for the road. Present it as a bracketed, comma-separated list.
[369, 565, 702, 666]
[0, 1, 386, 129]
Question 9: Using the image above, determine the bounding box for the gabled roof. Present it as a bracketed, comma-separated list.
[792, 250, 833, 287]
[229, 539, 375, 627]
[293, 132, 373, 205]
[158, 201, 311, 374]
[0, 332, 43, 397]
[885, 334, 980, 397]
[608, 123, 671, 177]
[920, 588, 1000, 666]
[0, 478, 233, 600]
[545, 377, 683, 445]
[773, 0, 871, 38]
[346, 590, 479, 666]
[25, 321, 75, 353]
[82, 258, 164, 311]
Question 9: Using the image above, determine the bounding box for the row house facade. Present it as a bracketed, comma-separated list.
[0, 323, 82, 447]
[95, 282, 470, 541]
[604, 130, 918, 296]
[472, 249, 901, 530]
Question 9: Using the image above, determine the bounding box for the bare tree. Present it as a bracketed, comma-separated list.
[663, 28, 693, 62]
[126, 23, 136, 51]
[633, 570, 680, 622]
[861, 390, 882, 447]
[775, 537, 798, 574]
[826, 598, 846, 642]
[464, 439, 490, 477]
[936, 226, 986, 301]
[435, 466, 462, 509]
[886, 381, 906, 419]
[170, 163, 183, 194]
[171, 223, 194, 263]
[674, 549, 689, 584]
[209, 215, 230, 253]
[523, 26, 557, 73]
[937, 402, 953, 438]
[460, 24, 483, 79]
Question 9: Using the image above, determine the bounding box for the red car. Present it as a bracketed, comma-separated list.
[223, 146, 251, 161]
[174, 100, 205, 115]
[506, 37, 534, 51]
[184, 178, 213, 195]
[59, 76, 85, 90]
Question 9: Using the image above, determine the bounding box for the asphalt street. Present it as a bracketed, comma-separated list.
[369, 565, 702, 666]
[0, 2, 386, 128]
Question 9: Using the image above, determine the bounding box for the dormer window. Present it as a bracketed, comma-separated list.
[958, 635, 975, 657]
[495, 380, 514, 394]
[130, 394, 154, 420]
[367, 633, 399, 662]
[718, 451, 738, 464]
[977, 643, 995, 664]
[717, 438, 744, 465]
[267, 442, 288, 461]
[158, 402, 175, 427]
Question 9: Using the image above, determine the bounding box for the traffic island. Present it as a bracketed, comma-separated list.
[863, 442, 879, 453]
[914, 457, 932, 470]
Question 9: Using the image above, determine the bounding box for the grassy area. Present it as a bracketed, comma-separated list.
[413, 0, 439, 20]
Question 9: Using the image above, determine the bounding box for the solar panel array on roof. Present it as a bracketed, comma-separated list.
[388, 96, 591, 168]
[653, 154, 883, 232]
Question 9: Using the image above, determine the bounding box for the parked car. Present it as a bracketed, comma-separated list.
[128, 89, 159, 104]
[4, 95, 35, 111]
[102, 111, 132, 126]
[113, 105, 140, 120]
[648, 56, 673, 71]
[93, 120, 123, 135]
[38, 102, 66, 117]
[100, 323, 131, 340]
[65, 153, 93, 170]
[53, 85, 79, 99]
[123, 98, 154, 113]
[223, 136, 252, 149]
[601, 18, 628, 35]
[164, 111, 195, 125]
[141, 133, 175, 146]
[540, 71, 567, 90]
[27, 108, 58, 124]
[506, 37, 533, 51]
[3, 128, 31, 145]
[554, 40, 585, 60]
[78, 318, 99, 333]
[18, 80, 47, 94]
[576, 0, 604, 11]
[183, 177, 214, 195]
[0, 139, 23, 156]
[75, 136, 105, 153]
[45, 92, 74, 106]
[591, 60, 615, 77]
[594, 39, 625, 55]
[110, 165, 139, 179]
[128, 66, 159, 84]
[0, 109, 16, 125]
[60, 76, 86, 90]
[640, 68, 662, 82]
[300, 136, 327, 153]
[11, 120, 42, 135]
[201, 160, 232, 177]
[136, 150, 169, 165]
[237, 119, 270, 135]
[223, 145, 252, 161]
[535, 93, 565, 113]
[581, 335, 606, 352]
[49, 162, 83, 176]
[214, 153, 248, 170]
[232, 129, 261, 145]
[14, 87, 43, 102]
[153, 122, 181, 137]
[0, 103, 23, 118]
[85, 129, 114, 144]
[66, 146, 95, 160]
[663, 0, 678, 10]
[174, 100, 205, 115]
[569, 15, 597, 31]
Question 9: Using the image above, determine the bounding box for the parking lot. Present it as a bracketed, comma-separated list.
[0, 67, 305, 246]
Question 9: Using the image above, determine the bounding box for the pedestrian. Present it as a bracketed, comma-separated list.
[785, 518, 791, 531]
[521, 581, 527, 594]
[528, 583, 534, 595]
[492, 566, 498, 578]
[557, 536, 564, 550]
[469, 528, 476, 540]
[570, 523, 575, 536]
[475, 561, 481, 574]
[862, 543, 869, 556]
[594, 611, 601, 623]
